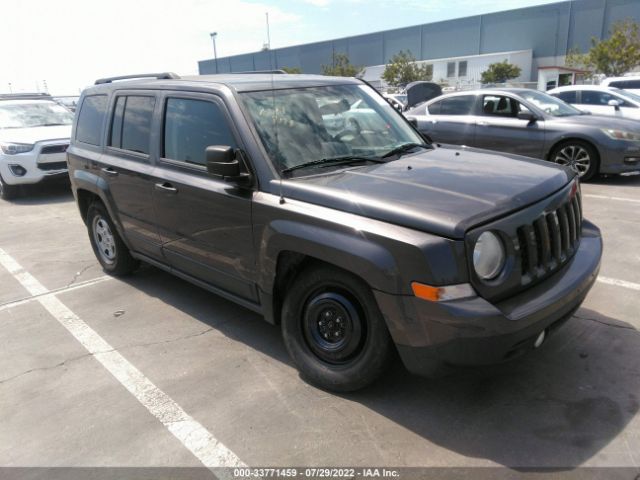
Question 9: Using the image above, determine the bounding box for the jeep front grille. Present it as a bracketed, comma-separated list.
[517, 190, 582, 283]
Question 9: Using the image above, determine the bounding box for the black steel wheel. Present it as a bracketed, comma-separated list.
[281, 264, 394, 392]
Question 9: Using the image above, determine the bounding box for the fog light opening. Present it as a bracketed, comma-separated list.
[534, 330, 546, 349]
[9, 165, 27, 177]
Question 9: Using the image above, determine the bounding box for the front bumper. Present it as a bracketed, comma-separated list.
[374, 220, 602, 376]
[0, 143, 69, 186]
[600, 141, 640, 174]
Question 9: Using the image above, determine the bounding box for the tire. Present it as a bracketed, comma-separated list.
[86, 202, 138, 275]
[281, 264, 394, 392]
[550, 140, 599, 181]
[0, 173, 20, 200]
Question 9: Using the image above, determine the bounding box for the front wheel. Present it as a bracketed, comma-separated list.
[86, 202, 138, 275]
[550, 141, 599, 181]
[0, 174, 20, 200]
[281, 265, 394, 392]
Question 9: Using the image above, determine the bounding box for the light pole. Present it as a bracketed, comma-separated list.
[210, 32, 218, 74]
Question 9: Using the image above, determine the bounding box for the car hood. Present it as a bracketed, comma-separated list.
[549, 113, 640, 130]
[278, 146, 573, 239]
[0, 125, 72, 144]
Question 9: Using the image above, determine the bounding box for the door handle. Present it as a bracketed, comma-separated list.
[154, 182, 178, 194]
[477, 121, 489, 126]
[101, 167, 119, 177]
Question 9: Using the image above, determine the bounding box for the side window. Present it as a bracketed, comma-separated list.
[431, 96, 475, 115]
[610, 80, 640, 89]
[108, 96, 155, 155]
[163, 97, 237, 166]
[481, 95, 518, 117]
[76, 95, 108, 145]
[427, 101, 441, 115]
[581, 91, 614, 106]
[557, 91, 577, 103]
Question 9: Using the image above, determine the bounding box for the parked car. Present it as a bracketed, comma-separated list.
[406, 88, 640, 180]
[601, 76, 640, 95]
[69, 73, 602, 392]
[383, 93, 407, 111]
[548, 85, 640, 121]
[0, 94, 74, 199]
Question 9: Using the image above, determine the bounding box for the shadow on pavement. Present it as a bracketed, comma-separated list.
[4, 180, 73, 206]
[122, 266, 640, 469]
[591, 172, 640, 186]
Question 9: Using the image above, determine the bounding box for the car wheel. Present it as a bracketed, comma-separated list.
[550, 141, 599, 181]
[0, 174, 20, 200]
[86, 202, 138, 275]
[281, 265, 394, 392]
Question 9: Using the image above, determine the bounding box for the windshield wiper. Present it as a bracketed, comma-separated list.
[381, 142, 429, 159]
[281, 155, 385, 175]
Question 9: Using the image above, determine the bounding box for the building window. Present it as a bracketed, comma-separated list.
[447, 62, 456, 78]
[458, 61, 467, 77]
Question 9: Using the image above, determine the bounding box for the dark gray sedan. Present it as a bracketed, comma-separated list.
[406, 88, 640, 180]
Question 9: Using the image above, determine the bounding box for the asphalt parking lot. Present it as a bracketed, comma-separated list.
[1, 174, 639, 476]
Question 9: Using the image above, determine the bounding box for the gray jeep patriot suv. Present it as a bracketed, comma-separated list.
[68, 72, 602, 392]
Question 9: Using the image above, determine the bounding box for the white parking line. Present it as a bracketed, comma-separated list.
[584, 193, 640, 204]
[598, 276, 640, 291]
[0, 275, 113, 312]
[0, 247, 246, 474]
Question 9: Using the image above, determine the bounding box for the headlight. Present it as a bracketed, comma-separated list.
[601, 129, 640, 142]
[473, 231, 505, 280]
[0, 142, 35, 155]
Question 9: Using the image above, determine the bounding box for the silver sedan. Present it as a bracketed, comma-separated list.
[406, 88, 640, 180]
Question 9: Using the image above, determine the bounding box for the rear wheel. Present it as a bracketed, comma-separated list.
[550, 140, 599, 181]
[0, 174, 20, 200]
[281, 265, 394, 392]
[87, 202, 138, 275]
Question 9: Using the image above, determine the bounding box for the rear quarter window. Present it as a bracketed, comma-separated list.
[76, 95, 108, 145]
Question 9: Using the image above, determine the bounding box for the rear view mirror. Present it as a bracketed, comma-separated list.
[517, 111, 537, 122]
[608, 99, 621, 110]
[206, 146, 241, 179]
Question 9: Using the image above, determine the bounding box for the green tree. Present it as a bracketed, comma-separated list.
[566, 20, 640, 76]
[480, 60, 522, 84]
[321, 52, 361, 77]
[281, 66, 302, 74]
[382, 50, 432, 88]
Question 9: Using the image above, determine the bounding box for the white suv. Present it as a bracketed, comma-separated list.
[0, 94, 73, 199]
[548, 85, 640, 121]
[601, 76, 640, 95]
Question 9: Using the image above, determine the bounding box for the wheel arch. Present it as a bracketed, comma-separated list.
[545, 136, 601, 163]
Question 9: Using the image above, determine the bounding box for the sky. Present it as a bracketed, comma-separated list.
[0, 0, 563, 95]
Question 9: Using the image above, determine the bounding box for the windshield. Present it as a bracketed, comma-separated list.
[0, 101, 74, 129]
[613, 88, 640, 103]
[240, 84, 426, 175]
[518, 90, 583, 117]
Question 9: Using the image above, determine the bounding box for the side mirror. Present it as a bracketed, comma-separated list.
[205, 146, 241, 179]
[608, 99, 621, 110]
[517, 111, 537, 122]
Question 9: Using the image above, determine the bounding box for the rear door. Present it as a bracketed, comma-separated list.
[419, 94, 477, 145]
[98, 92, 163, 259]
[473, 94, 545, 158]
[150, 92, 256, 302]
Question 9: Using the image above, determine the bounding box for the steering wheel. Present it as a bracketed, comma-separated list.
[334, 118, 362, 142]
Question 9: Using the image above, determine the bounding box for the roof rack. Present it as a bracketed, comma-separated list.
[0, 92, 53, 100]
[232, 70, 287, 75]
[94, 72, 180, 85]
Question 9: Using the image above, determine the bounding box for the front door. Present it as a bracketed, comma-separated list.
[151, 93, 256, 302]
[473, 94, 545, 159]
